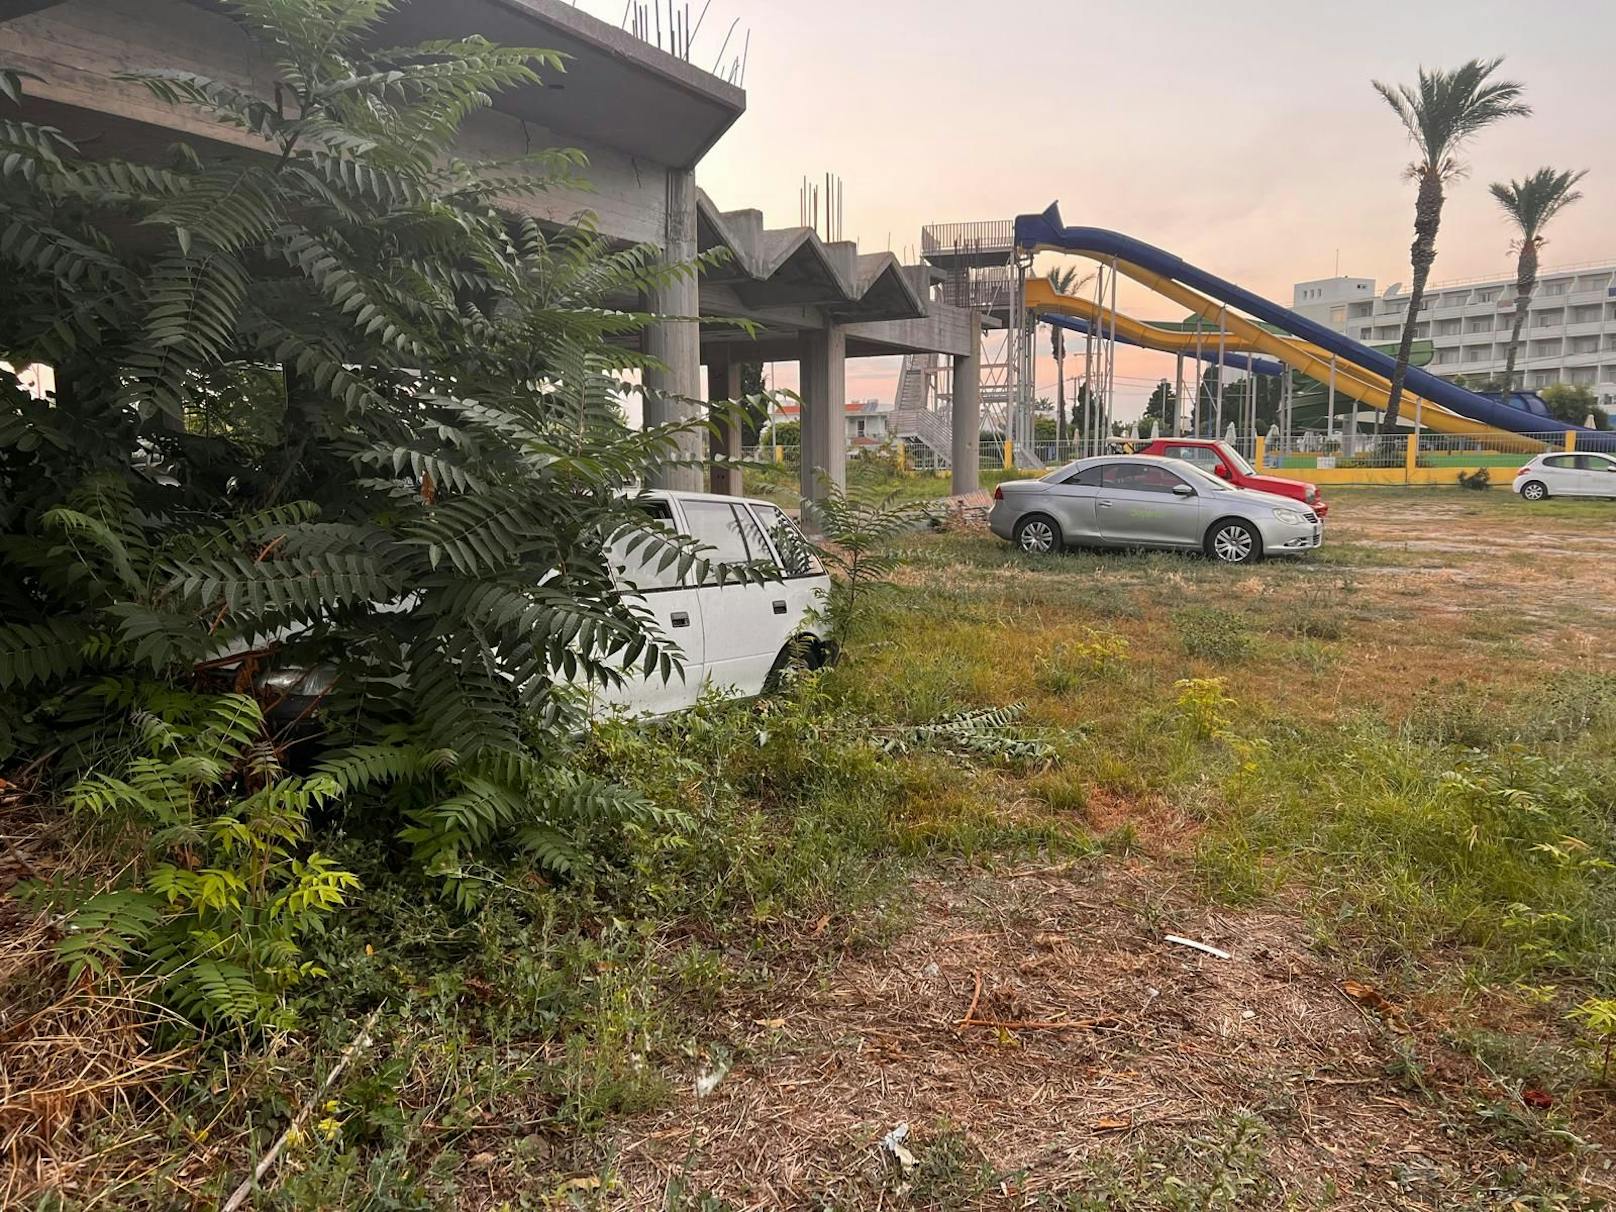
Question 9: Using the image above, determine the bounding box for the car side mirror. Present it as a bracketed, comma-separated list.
[1172, 484, 1196, 498]
[1214, 465, 1231, 479]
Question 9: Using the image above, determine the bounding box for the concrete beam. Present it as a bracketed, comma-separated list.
[798, 326, 846, 509]
[2, 0, 712, 248]
[842, 303, 976, 358]
[644, 169, 703, 492]
[951, 312, 982, 495]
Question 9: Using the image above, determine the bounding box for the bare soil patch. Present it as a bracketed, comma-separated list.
[604, 861, 1612, 1209]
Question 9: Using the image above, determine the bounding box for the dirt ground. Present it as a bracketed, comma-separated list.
[603, 866, 1612, 1209]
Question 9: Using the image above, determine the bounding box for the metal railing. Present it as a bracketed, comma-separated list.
[920, 220, 1016, 259]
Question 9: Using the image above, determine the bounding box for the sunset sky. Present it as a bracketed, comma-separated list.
[580, 0, 1616, 418]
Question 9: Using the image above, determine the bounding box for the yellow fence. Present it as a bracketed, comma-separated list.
[1253, 433, 1576, 487]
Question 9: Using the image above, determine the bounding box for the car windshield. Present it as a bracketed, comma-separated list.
[1175, 461, 1233, 492]
[1216, 443, 1255, 475]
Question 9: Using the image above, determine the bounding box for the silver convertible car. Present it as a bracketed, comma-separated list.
[988, 455, 1323, 564]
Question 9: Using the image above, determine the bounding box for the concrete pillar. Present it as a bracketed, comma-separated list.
[950, 312, 981, 495]
[644, 168, 703, 492]
[707, 353, 744, 497]
[799, 326, 846, 506]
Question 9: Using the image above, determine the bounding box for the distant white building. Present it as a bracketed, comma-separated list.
[770, 397, 894, 450]
[1293, 263, 1616, 406]
[1290, 277, 1377, 329]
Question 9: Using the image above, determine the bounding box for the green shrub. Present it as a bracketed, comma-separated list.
[1174, 606, 1255, 661]
[0, 2, 756, 1028]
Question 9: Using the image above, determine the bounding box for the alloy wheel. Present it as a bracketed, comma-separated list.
[1213, 524, 1254, 563]
[1018, 519, 1055, 554]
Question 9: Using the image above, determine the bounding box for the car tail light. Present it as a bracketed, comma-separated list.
[1517, 467, 1532, 477]
[992, 485, 1004, 501]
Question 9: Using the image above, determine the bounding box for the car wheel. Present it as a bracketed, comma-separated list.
[1013, 514, 1062, 555]
[1206, 519, 1261, 565]
[763, 635, 832, 694]
[1520, 480, 1548, 502]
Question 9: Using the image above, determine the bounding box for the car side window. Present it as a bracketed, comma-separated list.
[731, 502, 772, 561]
[680, 500, 757, 582]
[1164, 445, 1218, 472]
[1543, 455, 1576, 469]
[1061, 466, 1104, 487]
[1103, 463, 1189, 494]
[609, 501, 687, 591]
[1575, 455, 1616, 472]
[752, 503, 824, 576]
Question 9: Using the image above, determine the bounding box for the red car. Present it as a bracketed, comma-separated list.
[1116, 438, 1327, 518]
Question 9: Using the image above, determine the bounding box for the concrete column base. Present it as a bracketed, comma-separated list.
[950, 311, 982, 495]
[799, 326, 846, 510]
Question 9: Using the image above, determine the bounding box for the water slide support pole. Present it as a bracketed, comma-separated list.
[1214, 308, 1226, 438]
[1192, 327, 1204, 436]
[1085, 267, 1101, 455]
[1173, 351, 1184, 438]
[1326, 356, 1337, 449]
[1413, 382, 1425, 458]
[1106, 257, 1119, 441]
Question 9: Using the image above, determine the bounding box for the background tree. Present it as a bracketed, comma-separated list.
[1196, 365, 1225, 436]
[1372, 58, 1530, 431]
[1490, 167, 1588, 391]
[1540, 383, 1608, 429]
[1069, 380, 1095, 439]
[1046, 265, 1093, 448]
[1141, 380, 1178, 433]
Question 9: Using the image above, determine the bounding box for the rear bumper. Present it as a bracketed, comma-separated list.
[987, 502, 1016, 540]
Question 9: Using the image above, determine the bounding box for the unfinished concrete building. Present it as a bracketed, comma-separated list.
[1, 0, 984, 499]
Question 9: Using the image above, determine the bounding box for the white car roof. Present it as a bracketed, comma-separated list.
[640, 488, 788, 512]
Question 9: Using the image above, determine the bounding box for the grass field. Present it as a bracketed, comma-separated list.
[595, 486, 1616, 1207]
[10, 486, 1616, 1209]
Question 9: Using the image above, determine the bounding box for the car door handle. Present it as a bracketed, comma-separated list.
[1097, 500, 1112, 508]
[670, 611, 690, 628]
[772, 600, 788, 615]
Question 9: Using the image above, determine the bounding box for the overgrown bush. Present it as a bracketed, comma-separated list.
[1174, 606, 1255, 661]
[0, 2, 752, 1028]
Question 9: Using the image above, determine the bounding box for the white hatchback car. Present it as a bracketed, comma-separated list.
[596, 490, 833, 716]
[1513, 451, 1616, 501]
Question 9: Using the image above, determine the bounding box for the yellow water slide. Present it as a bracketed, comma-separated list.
[1025, 275, 1531, 445]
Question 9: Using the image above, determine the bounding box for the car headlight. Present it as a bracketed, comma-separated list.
[1272, 508, 1306, 525]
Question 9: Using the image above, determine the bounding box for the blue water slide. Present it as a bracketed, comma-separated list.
[1043, 314, 1284, 377]
[1017, 203, 1601, 440]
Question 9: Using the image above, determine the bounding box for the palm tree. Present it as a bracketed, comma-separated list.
[1490, 167, 1588, 391]
[1373, 58, 1530, 432]
[1047, 264, 1093, 448]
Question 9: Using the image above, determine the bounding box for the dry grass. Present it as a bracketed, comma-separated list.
[604, 861, 1614, 1208]
[0, 787, 196, 1209]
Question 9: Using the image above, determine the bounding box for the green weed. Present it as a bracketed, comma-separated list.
[1174, 605, 1255, 661]
[1034, 629, 1131, 694]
